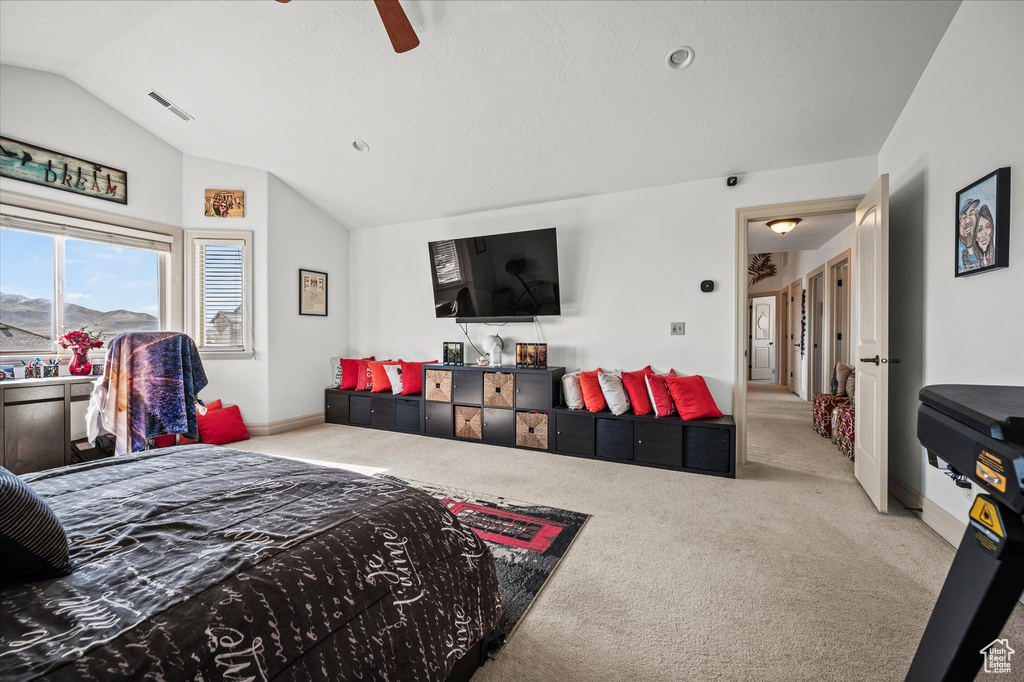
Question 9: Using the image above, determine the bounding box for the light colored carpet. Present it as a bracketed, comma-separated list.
[239, 390, 1023, 681]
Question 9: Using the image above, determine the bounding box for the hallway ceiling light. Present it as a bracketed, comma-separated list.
[767, 218, 801, 235]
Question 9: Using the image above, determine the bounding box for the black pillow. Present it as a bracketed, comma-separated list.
[830, 364, 839, 396]
[0, 466, 72, 581]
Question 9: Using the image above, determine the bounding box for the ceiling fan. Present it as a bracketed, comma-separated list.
[274, 0, 420, 53]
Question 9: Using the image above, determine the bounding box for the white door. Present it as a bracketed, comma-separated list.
[750, 296, 776, 381]
[788, 282, 803, 394]
[855, 174, 890, 513]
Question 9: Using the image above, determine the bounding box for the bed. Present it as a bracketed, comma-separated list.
[0, 445, 502, 681]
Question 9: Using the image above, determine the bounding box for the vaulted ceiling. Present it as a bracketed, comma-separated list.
[0, 1, 959, 229]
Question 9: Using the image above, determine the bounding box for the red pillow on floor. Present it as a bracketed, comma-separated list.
[197, 404, 250, 445]
[621, 370, 654, 415]
[400, 360, 438, 396]
[179, 435, 198, 445]
[203, 399, 223, 412]
[645, 374, 676, 417]
[368, 361, 402, 393]
[340, 356, 375, 390]
[578, 369, 606, 412]
[665, 375, 723, 420]
[152, 434, 177, 448]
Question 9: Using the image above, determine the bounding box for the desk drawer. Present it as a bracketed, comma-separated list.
[4, 385, 64, 404]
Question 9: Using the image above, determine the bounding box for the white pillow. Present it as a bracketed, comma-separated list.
[598, 372, 631, 416]
[562, 372, 585, 410]
[329, 356, 343, 388]
[384, 364, 404, 395]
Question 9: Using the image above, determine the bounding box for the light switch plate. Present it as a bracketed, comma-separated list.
[671, 322, 685, 335]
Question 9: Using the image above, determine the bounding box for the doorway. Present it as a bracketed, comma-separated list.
[787, 280, 803, 395]
[749, 295, 777, 382]
[829, 253, 852, 369]
[806, 268, 825, 397]
[733, 195, 864, 467]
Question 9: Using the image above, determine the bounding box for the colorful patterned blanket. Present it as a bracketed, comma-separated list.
[86, 332, 207, 454]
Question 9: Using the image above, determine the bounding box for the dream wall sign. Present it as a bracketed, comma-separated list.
[0, 136, 128, 205]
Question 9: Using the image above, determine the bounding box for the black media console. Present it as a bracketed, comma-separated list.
[325, 364, 735, 478]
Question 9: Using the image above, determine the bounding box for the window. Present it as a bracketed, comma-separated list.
[185, 231, 252, 354]
[0, 211, 170, 354]
[430, 239, 463, 287]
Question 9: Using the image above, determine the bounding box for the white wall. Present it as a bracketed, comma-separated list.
[0, 65, 182, 226]
[266, 174, 350, 421]
[350, 155, 877, 413]
[878, 0, 1024, 525]
[182, 154, 271, 424]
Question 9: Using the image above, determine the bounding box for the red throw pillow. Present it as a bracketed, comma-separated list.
[197, 404, 250, 445]
[666, 375, 723, 420]
[400, 360, 438, 396]
[354, 359, 376, 391]
[203, 399, 223, 411]
[621, 370, 654, 415]
[578, 369, 606, 413]
[645, 374, 676, 417]
[340, 356, 375, 390]
[368, 361, 401, 393]
[152, 434, 177, 448]
[179, 435, 198, 445]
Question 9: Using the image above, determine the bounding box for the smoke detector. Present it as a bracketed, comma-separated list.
[666, 47, 695, 70]
[147, 89, 194, 122]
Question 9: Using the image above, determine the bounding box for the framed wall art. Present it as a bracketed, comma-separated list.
[299, 268, 328, 316]
[955, 167, 1010, 277]
[0, 136, 128, 204]
[205, 189, 245, 218]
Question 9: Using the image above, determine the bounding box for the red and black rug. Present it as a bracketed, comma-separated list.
[376, 475, 589, 653]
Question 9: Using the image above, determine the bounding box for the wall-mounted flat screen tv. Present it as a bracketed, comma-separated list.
[428, 227, 561, 320]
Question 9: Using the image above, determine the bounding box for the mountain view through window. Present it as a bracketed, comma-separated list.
[0, 228, 160, 353]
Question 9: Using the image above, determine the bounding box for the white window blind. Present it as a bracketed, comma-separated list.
[193, 239, 245, 350]
[431, 240, 463, 286]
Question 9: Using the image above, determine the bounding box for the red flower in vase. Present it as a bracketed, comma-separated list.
[57, 328, 104, 353]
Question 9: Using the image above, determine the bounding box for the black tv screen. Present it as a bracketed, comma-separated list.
[428, 227, 561, 320]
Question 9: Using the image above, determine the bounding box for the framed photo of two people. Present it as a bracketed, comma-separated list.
[955, 167, 1010, 277]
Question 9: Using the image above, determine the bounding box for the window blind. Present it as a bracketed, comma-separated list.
[0, 212, 173, 253]
[194, 240, 245, 350]
[431, 240, 462, 286]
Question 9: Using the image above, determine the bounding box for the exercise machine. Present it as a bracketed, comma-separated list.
[906, 384, 1024, 681]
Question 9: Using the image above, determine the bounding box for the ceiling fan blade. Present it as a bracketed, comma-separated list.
[373, 0, 420, 53]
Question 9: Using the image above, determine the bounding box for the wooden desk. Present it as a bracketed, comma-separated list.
[0, 376, 95, 475]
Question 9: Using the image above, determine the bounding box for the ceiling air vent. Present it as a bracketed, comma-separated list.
[147, 89, 193, 122]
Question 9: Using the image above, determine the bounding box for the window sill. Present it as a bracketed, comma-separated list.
[198, 350, 255, 360]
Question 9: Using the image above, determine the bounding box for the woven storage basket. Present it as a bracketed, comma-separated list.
[515, 411, 548, 449]
[483, 372, 515, 408]
[425, 369, 453, 402]
[455, 406, 483, 440]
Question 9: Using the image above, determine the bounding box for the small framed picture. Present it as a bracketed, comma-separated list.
[443, 342, 464, 366]
[0, 365, 14, 381]
[299, 268, 328, 316]
[955, 167, 1011, 277]
[204, 189, 245, 218]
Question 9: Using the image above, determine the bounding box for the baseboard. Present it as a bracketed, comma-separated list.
[247, 412, 324, 437]
[888, 474, 967, 549]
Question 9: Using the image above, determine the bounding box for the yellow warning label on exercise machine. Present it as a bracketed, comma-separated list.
[976, 450, 1007, 493]
[970, 497, 1004, 538]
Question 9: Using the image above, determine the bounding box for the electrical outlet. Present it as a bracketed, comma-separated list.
[671, 322, 685, 335]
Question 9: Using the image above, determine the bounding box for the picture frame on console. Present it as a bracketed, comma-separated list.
[516, 343, 547, 368]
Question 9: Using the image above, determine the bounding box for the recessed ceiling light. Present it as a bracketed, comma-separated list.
[666, 46, 694, 70]
[352, 139, 370, 153]
[767, 218, 801, 235]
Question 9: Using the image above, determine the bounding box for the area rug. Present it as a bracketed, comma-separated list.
[376, 474, 589, 654]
